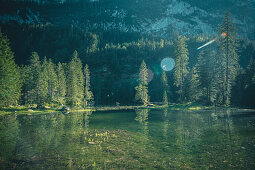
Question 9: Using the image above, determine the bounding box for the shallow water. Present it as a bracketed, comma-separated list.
[0, 108, 255, 169]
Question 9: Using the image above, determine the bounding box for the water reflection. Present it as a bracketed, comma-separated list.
[135, 109, 149, 137]
[162, 109, 168, 139]
[0, 115, 19, 169]
[0, 109, 254, 169]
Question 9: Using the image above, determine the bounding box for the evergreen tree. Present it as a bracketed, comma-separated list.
[47, 59, 58, 104]
[246, 58, 255, 83]
[135, 60, 149, 106]
[0, 31, 22, 107]
[56, 62, 66, 104]
[84, 64, 94, 107]
[174, 36, 189, 103]
[161, 71, 169, 92]
[36, 57, 48, 107]
[161, 71, 169, 105]
[66, 51, 84, 107]
[195, 49, 217, 104]
[163, 91, 168, 106]
[25, 52, 41, 105]
[240, 58, 255, 106]
[87, 33, 99, 53]
[217, 12, 240, 105]
[185, 67, 200, 102]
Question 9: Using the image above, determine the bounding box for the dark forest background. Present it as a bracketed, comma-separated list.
[0, 0, 255, 107]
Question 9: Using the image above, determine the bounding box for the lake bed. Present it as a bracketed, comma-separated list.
[0, 108, 255, 169]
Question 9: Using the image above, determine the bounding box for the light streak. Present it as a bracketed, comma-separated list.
[197, 33, 227, 50]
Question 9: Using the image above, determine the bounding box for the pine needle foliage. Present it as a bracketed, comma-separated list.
[135, 60, 149, 106]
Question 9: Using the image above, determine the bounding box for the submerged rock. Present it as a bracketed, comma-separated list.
[36, 105, 46, 110]
[61, 106, 70, 113]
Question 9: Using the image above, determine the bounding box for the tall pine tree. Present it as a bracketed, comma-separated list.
[195, 49, 217, 104]
[36, 56, 48, 107]
[66, 51, 84, 107]
[174, 36, 189, 103]
[47, 59, 58, 104]
[217, 12, 240, 105]
[161, 71, 169, 105]
[84, 64, 94, 107]
[24, 52, 41, 105]
[185, 67, 200, 102]
[0, 31, 21, 107]
[135, 60, 149, 106]
[56, 62, 66, 104]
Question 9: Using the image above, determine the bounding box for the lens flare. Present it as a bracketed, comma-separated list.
[147, 69, 154, 83]
[137, 69, 154, 83]
[220, 32, 227, 38]
[197, 32, 227, 50]
[161, 58, 175, 71]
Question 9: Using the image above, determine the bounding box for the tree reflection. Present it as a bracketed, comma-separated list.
[0, 114, 19, 169]
[135, 109, 149, 137]
[162, 109, 169, 140]
[0, 109, 254, 169]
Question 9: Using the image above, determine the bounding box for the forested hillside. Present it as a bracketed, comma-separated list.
[0, 0, 255, 107]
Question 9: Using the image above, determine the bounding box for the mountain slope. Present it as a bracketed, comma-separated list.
[1, 0, 254, 38]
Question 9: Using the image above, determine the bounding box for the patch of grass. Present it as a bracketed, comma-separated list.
[188, 107, 201, 110]
[0, 105, 60, 116]
[0, 103, 250, 116]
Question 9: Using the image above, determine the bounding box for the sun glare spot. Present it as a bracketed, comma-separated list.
[161, 58, 175, 71]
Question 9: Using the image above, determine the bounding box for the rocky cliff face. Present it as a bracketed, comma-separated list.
[1, 0, 254, 39]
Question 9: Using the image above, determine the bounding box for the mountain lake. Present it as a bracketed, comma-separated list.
[0, 108, 255, 169]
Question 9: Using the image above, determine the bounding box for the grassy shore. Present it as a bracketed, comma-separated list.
[0, 103, 251, 116]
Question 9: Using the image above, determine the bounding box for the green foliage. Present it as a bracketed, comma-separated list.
[0, 31, 22, 107]
[23, 52, 41, 105]
[47, 59, 58, 103]
[195, 49, 217, 104]
[161, 71, 170, 104]
[185, 67, 200, 102]
[87, 33, 99, 53]
[232, 57, 255, 106]
[163, 91, 168, 106]
[66, 51, 84, 107]
[174, 36, 189, 103]
[135, 60, 149, 106]
[216, 12, 240, 106]
[161, 71, 169, 91]
[84, 64, 94, 107]
[56, 62, 66, 104]
[36, 57, 49, 107]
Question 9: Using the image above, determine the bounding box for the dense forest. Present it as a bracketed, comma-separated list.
[1, 8, 255, 108]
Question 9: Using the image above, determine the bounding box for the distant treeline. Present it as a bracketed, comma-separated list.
[0, 12, 255, 108]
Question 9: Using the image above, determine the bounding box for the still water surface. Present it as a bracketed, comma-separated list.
[0, 109, 255, 169]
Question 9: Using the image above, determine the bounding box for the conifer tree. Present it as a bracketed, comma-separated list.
[47, 59, 58, 104]
[195, 49, 217, 104]
[174, 36, 189, 103]
[56, 62, 66, 104]
[185, 67, 200, 102]
[66, 51, 84, 107]
[24, 52, 41, 105]
[84, 64, 94, 107]
[161, 71, 169, 105]
[242, 58, 255, 106]
[36, 57, 48, 107]
[163, 91, 168, 106]
[0, 31, 22, 107]
[245, 58, 255, 84]
[135, 60, 149, 106]
[217, 12, 240, 105]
